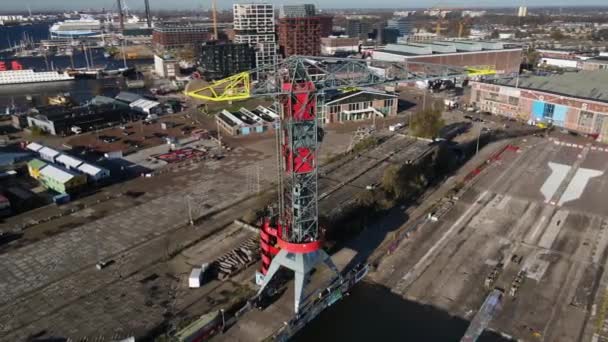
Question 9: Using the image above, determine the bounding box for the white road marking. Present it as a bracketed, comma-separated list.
[525, 215, 547, 245]
[540, 162, 572, 203]
[558, 168, 604, 206]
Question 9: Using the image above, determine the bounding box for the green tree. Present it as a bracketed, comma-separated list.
[410, 108, 445, 139]
[523, 48, 541, 69]
[382, 165, 400, 196]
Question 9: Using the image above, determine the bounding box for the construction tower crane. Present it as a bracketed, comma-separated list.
[211, 0, 219, 40]
[186, 56, 488, 313]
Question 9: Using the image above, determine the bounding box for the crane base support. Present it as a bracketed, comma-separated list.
[257, 248, 340, 313]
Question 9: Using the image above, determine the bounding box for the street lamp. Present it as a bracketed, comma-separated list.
[185, 195, 194, 226]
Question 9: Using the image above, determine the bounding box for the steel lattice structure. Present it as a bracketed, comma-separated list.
[186, 56, 492, 313]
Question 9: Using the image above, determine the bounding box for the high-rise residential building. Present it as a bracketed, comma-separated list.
[387, 17, 414, 38]
[278, 4, 321, 57]
[233, 3, 277, 69]
[346, 19, 372, 39]
[319, 15, 333, 37]
[517, 6, 528, 17]
[199, 41, 255, 80]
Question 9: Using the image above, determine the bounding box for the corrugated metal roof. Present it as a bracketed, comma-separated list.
[39, 164, 75, 183]
[26, 142, 43, 152]
[495, 70, 608, 103]
[129, 98, 160, 110]
[39, 146, 60, 158]
[56, 154, 84, 168]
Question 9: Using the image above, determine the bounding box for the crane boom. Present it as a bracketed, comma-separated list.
[186, 55, 475, 101]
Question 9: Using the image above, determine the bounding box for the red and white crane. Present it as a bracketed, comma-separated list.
[187, 56, 480, 313]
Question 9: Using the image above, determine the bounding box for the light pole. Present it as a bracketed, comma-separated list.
[216, 118, 222, 155]
[186, 195, 194, 226]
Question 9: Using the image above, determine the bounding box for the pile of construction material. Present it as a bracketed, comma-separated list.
[484, 262, 504, 289]
[212, 237, 259, 280]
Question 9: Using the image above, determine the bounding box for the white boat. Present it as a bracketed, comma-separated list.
[0, 69, 74, 85]
[50, 16, 101, 39]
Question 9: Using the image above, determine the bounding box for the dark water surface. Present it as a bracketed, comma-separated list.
[292, 282, 513, 342]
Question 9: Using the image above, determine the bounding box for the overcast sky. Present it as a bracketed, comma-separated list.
[4, 0, 608, 11]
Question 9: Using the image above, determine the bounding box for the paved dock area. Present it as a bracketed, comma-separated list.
[374, 136, 608, 341]
[0, 126, 360, 340]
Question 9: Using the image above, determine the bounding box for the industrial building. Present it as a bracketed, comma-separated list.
[152, 23, 212, 50]
[38, 164, 87, 194]
[26, 142, 111, 185]
[581, 57, 608, 71]
[372, 41, 522, 75]
[278, 5, 321, 57]
[77, 163, 111, 181]
[199, 41, 255, 80]
[215, 106, 278, 136]
[114, 91, 143, 104]
[321, 37, 359, 56]
[129, 98, 162, 115]
[470, 70, 608, 142]
[233, 3, 277, 69]
[25, 102, 141, 136]
[154, 55, 179, 78]
[321, 89, 398, 123]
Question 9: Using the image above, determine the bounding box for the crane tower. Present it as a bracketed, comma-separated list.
[186, 56, 485, 313]
[258, 70, 340, 314]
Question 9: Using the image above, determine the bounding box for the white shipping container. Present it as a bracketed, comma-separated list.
[189, 268, 202, 288]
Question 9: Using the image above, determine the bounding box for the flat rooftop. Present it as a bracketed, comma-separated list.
[494, 70, 608, 103]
